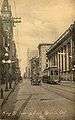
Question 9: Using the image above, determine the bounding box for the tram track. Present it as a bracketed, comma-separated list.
[62, 84, 75, 88]
[50, 85, 75, 94]
[1, 81, 75, 120]
[0, 94, 32, 120]
[42, 84, 75, 102]
[15, 94, 32, 120]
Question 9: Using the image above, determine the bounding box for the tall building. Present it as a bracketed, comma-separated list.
[0, 0, 21, 88]
[1, 0, 13, 61]
[0, 17, 4, 84]
[26, 49, 38, 78]
[1, 0, 21, 61]
[11, 41, 21, 81]
[30, 57, 39, 82]
[27, 48, 39, 65]
[38, 43, 52, 79]
[47, 22, 75, 81]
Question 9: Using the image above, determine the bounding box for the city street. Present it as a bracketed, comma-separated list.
[0, 0, 75, 120]
[1, 79, 75, 120]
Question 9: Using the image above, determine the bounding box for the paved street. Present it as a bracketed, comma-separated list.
[1, 79, 75, 120]
[0, 1, 75, 120]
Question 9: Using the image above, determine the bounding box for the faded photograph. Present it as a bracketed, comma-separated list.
[0, 0, 75, 120]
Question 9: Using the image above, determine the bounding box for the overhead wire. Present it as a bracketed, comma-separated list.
[25, 14, 52, 43]
[12, 0, 37, 51]
[12, 0, 50, 52]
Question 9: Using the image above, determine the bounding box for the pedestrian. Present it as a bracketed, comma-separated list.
[9, 74, 12, 89]
[0, 88, 4, 99]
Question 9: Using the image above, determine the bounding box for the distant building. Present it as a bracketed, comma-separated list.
[26, 49, 38, 78]
[27, 49, 39, 61]
[38, 43, 52, 79]
[47, 22, 75, 81]
[30, 57, 39, 82]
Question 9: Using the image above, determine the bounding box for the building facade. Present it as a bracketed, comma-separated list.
[0, 0, 21, 88]
[38, 44, 52, 79]
[47, 22, 75, 81]
[30, 57, 39, 83]
[26, 49, 39, 78]
[0, 17, 4, 84]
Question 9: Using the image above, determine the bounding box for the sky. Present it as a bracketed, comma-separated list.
[0, 0, 75, 75]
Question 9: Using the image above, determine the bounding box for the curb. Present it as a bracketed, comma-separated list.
[0, 83, 17, 109]
[0, 94, 32, 120]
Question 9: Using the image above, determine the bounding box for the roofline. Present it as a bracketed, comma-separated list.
[30, 57, 39, 61]
[38, 43, 52, 49]
[47, 22, 75, 56]
[43, 66, 58, 71]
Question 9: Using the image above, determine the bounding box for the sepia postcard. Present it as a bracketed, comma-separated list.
[0, 0, 75, 120]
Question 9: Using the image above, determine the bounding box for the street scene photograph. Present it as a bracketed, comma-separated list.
[0, 0, 75, 120]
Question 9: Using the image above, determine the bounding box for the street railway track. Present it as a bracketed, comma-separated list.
[42, 85, 75, 102]
[16, 85, 75, 120]
[48, 85, 75, 94]
[0, 94, 32, 120]
[62, 84, 75, 88]
[1, 82, 75, 120]
[15, 94, 32, 120]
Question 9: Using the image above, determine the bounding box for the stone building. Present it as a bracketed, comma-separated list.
[38, 44, 52, 79]
[0, 0, 21, 88]
[11, 41, 21, 81]
[30, 57, 39, 82]
[0, 17, 4, 84]
[26, 49, 38, 78]
[47, 22, 75, 81]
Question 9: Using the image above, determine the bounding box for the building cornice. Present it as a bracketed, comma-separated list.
[47, 22, 75, 57]
[38, 43, 52, 49]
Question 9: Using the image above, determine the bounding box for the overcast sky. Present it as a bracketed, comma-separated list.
[0, 0, 75, 74]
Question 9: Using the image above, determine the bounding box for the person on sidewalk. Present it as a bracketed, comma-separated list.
[0, 88, 4, 99]
[9, 74, 12, 89]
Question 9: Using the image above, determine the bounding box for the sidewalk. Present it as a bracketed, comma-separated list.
[0, 81, 16, 112]
[0, 79, 30, 120]
[61, 80, 75, 87]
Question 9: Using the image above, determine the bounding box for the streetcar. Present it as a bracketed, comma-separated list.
[42, 66, 59, 84]
[31, 77, 41, 85]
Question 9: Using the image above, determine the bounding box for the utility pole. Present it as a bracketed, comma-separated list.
[1, 0, 21, 90]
